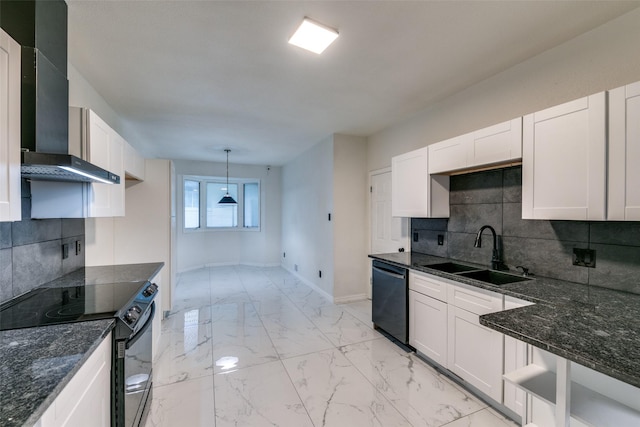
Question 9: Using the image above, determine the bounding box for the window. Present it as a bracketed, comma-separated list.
[184, 179, 200, 229]
[183, 177, 260, 230]
[207, 182, 238, 228]
[244, 183, 259, 228]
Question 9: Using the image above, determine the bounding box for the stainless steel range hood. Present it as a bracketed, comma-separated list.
[2, 0, 120, 185]
[21, 152, 120, 184]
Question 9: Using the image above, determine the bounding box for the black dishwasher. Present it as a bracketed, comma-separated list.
[372, 260, 409, 345]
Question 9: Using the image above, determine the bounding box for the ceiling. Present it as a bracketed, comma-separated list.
[66, 1, 640, 166]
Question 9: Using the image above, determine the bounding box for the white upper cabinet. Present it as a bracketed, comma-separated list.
[471, 118, 522, 167]
[0, 30, 21, 222]
[429, 118, 522, 175]
[32, 108, 126, 219]
[124, 139, 145, 182]
[86, 110, 125, 217]
[522, 93, 607, 220]
[608, 81, 640, 221]
[428, 134, 472, 174]
[392, 146, 449, 218]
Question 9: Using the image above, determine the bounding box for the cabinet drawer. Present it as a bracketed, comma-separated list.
[409, 271, 448, 302]
[448, 281, 503, 315]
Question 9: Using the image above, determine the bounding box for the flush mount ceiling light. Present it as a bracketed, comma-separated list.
[288, 17, 339, 54]
[218, 149, 237, 205]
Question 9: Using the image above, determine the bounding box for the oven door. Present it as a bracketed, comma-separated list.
[114, 302, 155, 427]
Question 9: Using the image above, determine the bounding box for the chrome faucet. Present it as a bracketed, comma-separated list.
[474, 225, 504, 270]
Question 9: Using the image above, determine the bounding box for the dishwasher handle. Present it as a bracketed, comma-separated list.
[372, 265, 406, 280]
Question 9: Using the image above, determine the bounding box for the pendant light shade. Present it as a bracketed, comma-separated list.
[219, 149, 237, 204]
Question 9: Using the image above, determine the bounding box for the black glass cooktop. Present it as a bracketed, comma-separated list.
[0, 282, 145, 331]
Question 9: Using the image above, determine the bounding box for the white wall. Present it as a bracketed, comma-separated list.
[333, 134, 368, 301]
[281, 136, 334, 297]
[174, 159, 281, 271]
[367, 8, 640, 172]
[68, 62, 149, 156]
[281, 134, 368, 301]
[68, 63, 124, 138]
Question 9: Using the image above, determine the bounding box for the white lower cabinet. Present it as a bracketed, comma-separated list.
[409, 289, 448, 367]
[409, 272, 506, 404]
[447, 304, 504, 402]
[36, 333, 111, 427]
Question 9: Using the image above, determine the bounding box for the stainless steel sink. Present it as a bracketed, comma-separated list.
[422, 262, 481, 274]
[458, 269, 531, 286]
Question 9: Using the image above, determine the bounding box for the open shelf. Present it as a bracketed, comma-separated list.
[504, 364, 640, 427]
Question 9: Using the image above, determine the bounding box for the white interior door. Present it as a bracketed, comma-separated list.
[369, 168, 410, 297]
[371, 169, 409, 254]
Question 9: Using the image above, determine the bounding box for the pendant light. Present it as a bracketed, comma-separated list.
[218, 149, 237, 204]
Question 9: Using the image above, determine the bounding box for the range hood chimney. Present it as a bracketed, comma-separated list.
[1, 0, 119, 184]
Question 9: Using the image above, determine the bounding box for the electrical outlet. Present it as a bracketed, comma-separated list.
[75, 240, 82, 255]
[413, 232, 419, 242]
[573, 248, 596, 268]
[62, 243, 69, 260]
[437, 234, 444, 246]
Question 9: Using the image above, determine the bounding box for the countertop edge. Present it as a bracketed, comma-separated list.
[479, 315, 640, 389]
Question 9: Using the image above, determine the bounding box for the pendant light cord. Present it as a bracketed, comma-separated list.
[225, 149, 230, 191]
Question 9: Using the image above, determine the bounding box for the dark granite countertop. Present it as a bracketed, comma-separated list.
[41, 262, 164, 289]
[0, 320, 115, 427]
[370, 252, 640, 389]
[0, 262, 164, 427]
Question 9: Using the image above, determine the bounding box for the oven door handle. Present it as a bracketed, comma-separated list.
[126, 301, 155, 350]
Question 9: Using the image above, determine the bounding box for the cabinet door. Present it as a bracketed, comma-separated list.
[409, 290, 448, 367]
[392, 147, 449, 218]
[38, 334, 111, 427]
[428, 134, 472, 174]
[471, 118, 522, 168]
[609, 81, 640, 220]
[447, 305, 504, 402]
[87, 110, 125, 217]
[522, 93, 606, 220]
[0, 30, 21, 222]
[124, 139, 145, 181]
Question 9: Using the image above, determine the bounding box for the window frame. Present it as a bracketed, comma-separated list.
[182, 175, 261, 232]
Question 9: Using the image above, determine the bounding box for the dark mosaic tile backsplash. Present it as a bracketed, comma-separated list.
[412, 166, 640, 294]
[0, 181, 85, 304]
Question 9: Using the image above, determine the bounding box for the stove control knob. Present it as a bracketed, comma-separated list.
[124, 311, 136, 324]
[124, 306, 141, 324]
[142, 283, 158, 298]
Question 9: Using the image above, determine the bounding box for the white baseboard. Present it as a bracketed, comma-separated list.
[281, 265, 334, 303]
[178, 262, 285, 274]
[334, 293, 369, 304]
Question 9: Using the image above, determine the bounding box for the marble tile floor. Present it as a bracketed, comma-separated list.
[145, 265, 517, 427]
